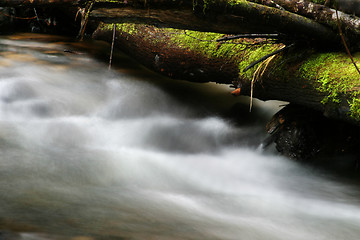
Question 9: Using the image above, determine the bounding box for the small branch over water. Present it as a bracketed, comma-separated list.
[109, 23, 116, 70]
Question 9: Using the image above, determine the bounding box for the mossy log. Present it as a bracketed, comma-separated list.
[93, 23, 360, 125]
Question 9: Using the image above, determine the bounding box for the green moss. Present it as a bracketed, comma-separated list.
[102, 22, 360, 122]
[349, 98, 360, 120]
[98, 22, 112, 31]
[99, 23, 138, 35]
[169, 30, 221, 54]
[227, 0, 248, 6]
[299, 52, 360, 120]
[169, 29, 360, 122]
[116, 23, 138, 35]
[169, 29, 281, 78]
[308, 0, 327, 4]
[94, 0, 123, 3]
[237, 44, 280, 78]
[112, 24, 281, 80]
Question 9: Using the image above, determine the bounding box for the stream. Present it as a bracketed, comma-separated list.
[0, 34, 360, 240]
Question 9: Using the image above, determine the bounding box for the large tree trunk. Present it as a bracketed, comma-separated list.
[93, 23, 360, 125]
[89, 0, 340, 48]
[0, 0, 79, 6]
[250, 0, 360, 49]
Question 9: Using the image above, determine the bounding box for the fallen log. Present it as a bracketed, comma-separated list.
[89, 0, 340, 48]
[93, 23, 360, 125]
[250, 0, 360, 50]
[0, 0, 79, 6]
[2, 0, 360, 125]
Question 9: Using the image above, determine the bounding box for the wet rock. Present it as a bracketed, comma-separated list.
[0, 8, 15, 33]
[265, 104, 360, 172]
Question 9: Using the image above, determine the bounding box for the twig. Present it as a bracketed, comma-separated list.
[243, 43, 295, 72]
[250, 63, 262, 112]
[78, 0, 95, 41]
[249, 51, 280, 112]
[34, 8, 40, 21]
[216, 33, 280, 42]
[335, 9, 360, 77]
[109, 23, 116, 70]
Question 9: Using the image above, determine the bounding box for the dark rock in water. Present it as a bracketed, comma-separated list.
[265, 104, 360, 172]
[265, 104, 320, 159]
[30, 22, 42, 33]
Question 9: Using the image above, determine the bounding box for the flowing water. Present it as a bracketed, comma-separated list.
[0, 34, 360, 240]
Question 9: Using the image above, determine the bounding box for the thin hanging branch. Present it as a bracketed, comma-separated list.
[249, 53, 277, 112]
[78, 0, 95, 41]
[216, 33, 281, 42]
[335, 9, 360, 77]
[108, 23, 116, 70]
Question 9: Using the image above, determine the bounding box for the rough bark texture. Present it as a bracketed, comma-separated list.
[88, 0, 340, 48]
[250, 0, 360, 49]
[94, 23, 239, 83]
[93, 23, 360, 125]
[0, 0, 79, 6]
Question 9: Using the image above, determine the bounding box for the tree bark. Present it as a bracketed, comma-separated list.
[250, 0, 360, 49]
[93, 23, 360, 125]
[89, 0, 340, 48]
[0, 0, 79, 6]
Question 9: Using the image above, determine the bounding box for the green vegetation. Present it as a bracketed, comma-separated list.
[106, 22, 281, 80]
[102, 22, 360, 122]
[299, 52, 360, 120]
[168, 29, 281, 79]
[94, 0, 125, 3]
[165, 27, 360, 122]
[308, 0, 327, 4]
